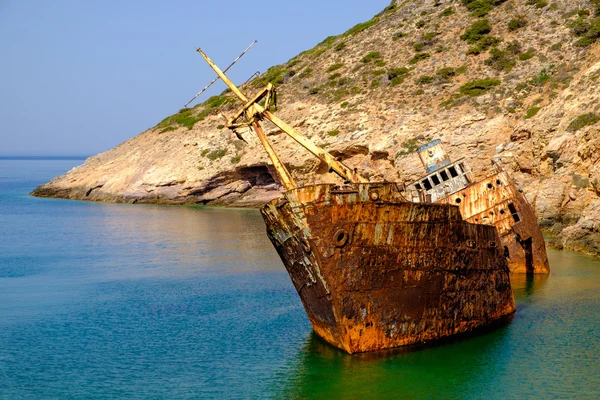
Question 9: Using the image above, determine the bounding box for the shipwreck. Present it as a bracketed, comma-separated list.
[193, 46, 548, 354]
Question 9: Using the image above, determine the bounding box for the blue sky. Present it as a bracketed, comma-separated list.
[0, 1, 389, 156]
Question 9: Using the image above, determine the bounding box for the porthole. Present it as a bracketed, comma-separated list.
[496, 179, 502, 186]
[333, 228, 349, 248]
[500, 209, 505, 215]
[369, 191, 380, 201]
[487, 183, 494, 189]
[455, 198, 462, 204]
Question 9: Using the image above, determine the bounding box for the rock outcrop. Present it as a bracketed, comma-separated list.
[33, 0, 600, 256]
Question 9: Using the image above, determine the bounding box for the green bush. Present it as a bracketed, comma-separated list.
[361, 51, 383, 63]
[459, 78, 501, 96]
[328, 72, 342, 80]
[464, 0, 493, 17]
[461, 19, 492, 44]
[388, 67, 410, 80]
[392, 32, 406, 41]
[391, 76, 405, 86]
[519, 50, 535, 60]
[485, 48, 515, 71]
[340, 101, 349, 108]
[230, 155, 241, 164]
[440, 7, 455, 16]
[327, 63, 344, 72]
[570, 17, 591, 36]
[206, 148, 227, 161]
[467, 36, 501, 55]
[409, 52, 431, 64]
[455, 65, 468, 74]
[159, 126, 177, 134]
[298, 67, 313, 79]
[346, 18, 378, 36]
[334, 42, 346, 51]
[530, 68, 551, 86]
[370, 79, 381, 88]
[413, 42, 425, 51]
[416, 75, 434, 84]
[436, 67, 456, 79]
[567, 113, 600, 131]
[525, 106, 541, 119]
[508, 16, 527, 31]
[327, 129, 340, 136]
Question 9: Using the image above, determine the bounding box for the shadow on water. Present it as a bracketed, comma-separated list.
[274, 313, 518, 399]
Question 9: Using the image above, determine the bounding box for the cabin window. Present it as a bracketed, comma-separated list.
[508, 203, 520, 222]
[415, 183, 422, 190]
[458, 162, 466, 173]
[422, 179, 432, 190]
[440, 170, 449, 181]
[448, 166, 458, 177]
[496, 179, 502, 186]
[431, 175, 441, 186]
[487, 183, 494, 189]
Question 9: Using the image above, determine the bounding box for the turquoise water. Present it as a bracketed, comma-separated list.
[1, 159, 599, 399]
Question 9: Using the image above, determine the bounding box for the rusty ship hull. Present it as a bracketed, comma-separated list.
[261, 183, 516, 354]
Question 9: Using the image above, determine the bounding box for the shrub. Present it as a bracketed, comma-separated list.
[391, 76, 405, 86]
[346, 18, 378, 36]
[467, 36, 501, 55]
[206, 148, 227, 161]
[570, 17, 591, 36]
[308, 86, 323, 95]
[525, 106, 541, 119]
[455, 65, 468, 74]
[413, 89, 425, 95]
[459, 78, 501, 96]
[409, 52, 431, 64]
[327, 63, 344, 72]
[461, 19, 492, 43]
[549, 42, 562, 51]
[534, 0, 548, 8]
[362, 51, 383, 63]
[216, 124, 225, 130]
[370, 79, 381, 88]
[508, 16, 527, 31]
[334, 42, 346, 51]
[436, 67, 456, 79]
[519, 50, 535, 60]
[465, 0, 493, 17]
[328, 129, 340, 136]
[530, 68, 551, 86]
[159, 126, 177, 134]
[392, 32, 406, 41]
[416, 20, 427, 28]
[298, 67, 313, 79]
[440, 7, 455, 16]
[340, 101, 349, 108]
[575, 36, 596, 47]
[328, 72, 342, 80]
[413, 42, 425, 51]
[230, 155, 241, 164]
[567, 113, 600, 131]
[416, 75, 434, 84]
[485, 48, 515, 71]
[506, 40, 523, 55]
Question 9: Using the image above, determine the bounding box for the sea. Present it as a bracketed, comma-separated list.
[0, 157, 599, 399]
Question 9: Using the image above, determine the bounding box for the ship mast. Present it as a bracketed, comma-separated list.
[196, 48, 367, 190]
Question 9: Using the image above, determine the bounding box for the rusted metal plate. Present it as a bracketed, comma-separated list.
[261, 183, 515, 354]
[436, 172, 549, 274]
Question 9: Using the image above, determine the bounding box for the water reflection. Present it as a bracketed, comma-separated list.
[273, 247, 600, 398]
[75, 204, 283, 280]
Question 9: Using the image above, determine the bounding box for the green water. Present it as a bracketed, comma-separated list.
[1, 159, 599, 399]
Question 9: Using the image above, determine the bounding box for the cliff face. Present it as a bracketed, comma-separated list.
[33, 0, 600, 256]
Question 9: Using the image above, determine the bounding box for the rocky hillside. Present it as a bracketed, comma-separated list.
[33, 0, 600, 256]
